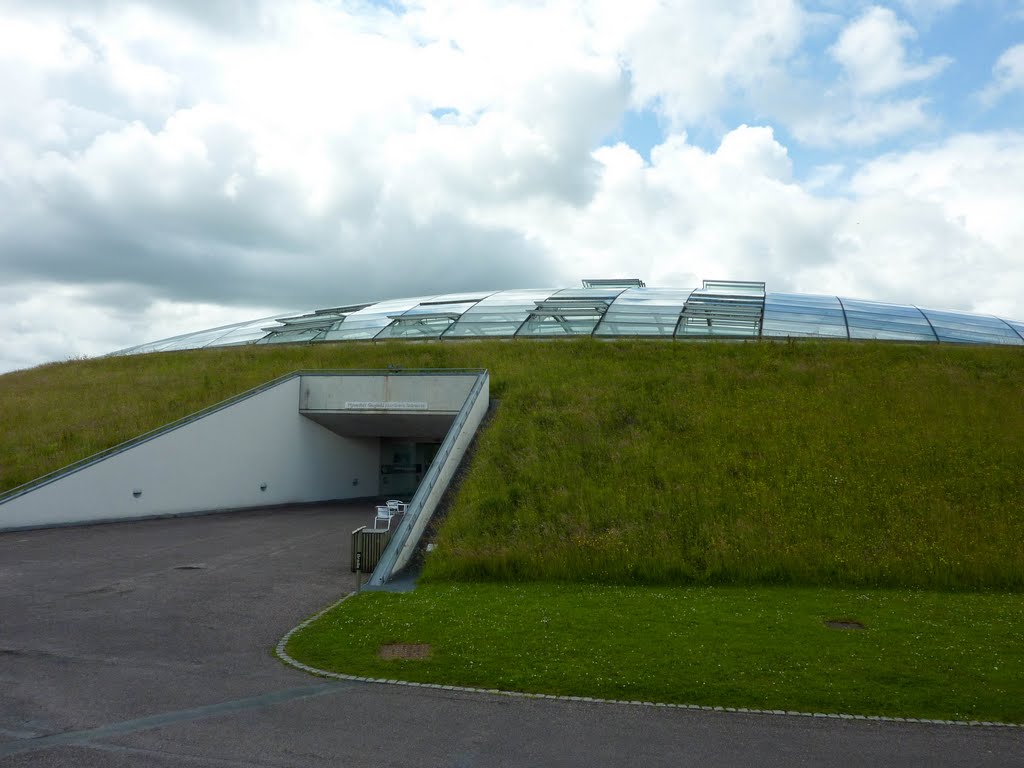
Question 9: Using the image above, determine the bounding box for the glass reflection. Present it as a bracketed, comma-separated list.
[445, 289, 554, 337]
[919, 308, 1024, 345]
[595, 288, 691, 336]
[763, 293, 847, 338]
[842, 298, 937, 341]
[111, 288, 1024, 354]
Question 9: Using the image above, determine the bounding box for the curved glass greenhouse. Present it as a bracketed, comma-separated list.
[115, 279, 1024, 355]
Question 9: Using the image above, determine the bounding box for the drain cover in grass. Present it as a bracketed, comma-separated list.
[378, 643, 432, 660]
[824, 619, 866, 630]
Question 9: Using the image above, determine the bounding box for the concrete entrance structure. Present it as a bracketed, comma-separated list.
[0, 369, 489, 584]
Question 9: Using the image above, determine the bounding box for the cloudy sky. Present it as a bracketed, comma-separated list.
[1, 0, 1023, 372]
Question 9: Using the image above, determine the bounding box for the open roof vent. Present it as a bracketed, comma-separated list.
[676, 280, 766, 338]
[581, 278, 646, 289]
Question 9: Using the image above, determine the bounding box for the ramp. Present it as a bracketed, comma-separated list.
[0, 369, 489, 582]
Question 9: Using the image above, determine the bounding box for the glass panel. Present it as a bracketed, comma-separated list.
[842, 298, 937, 341]
[256, 328, 324, 345]
[517, 288, 615, 337]
[454, 310, 537, 323]
[920, 308, 1024, 345]
[418, 291, 496, 305]
[603, 287, 694, 308]
[398, 302, 477, 318]
[117, 339, 182, 355]
[459, 289, 556, 310]
[595, 319, 677, 336]
[676, 282, 766, 337]
[552, 287, 627, 301]
[442, 320, 525, 337]
[676, 320, 760, 337]
[207, 324, 279, 346]
[375, 315, 458, 339]
[444, 289, 554, 337]
[197, 318, 292, 347]
[1006, 319, 1024, 341]
[269, 318, 337, 332]
[701, 280, 765, 295]
[321, 298, 424, 341]
[594, 288, 692, 337]
[516, 315, 601, 336]
[119, 313, 291, 353]
[159, 329, 240, 350]
[763, 293, 847, 338]
[322, 319, 392, 341]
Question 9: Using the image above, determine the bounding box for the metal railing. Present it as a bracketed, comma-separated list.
[366, 370, 489, 586]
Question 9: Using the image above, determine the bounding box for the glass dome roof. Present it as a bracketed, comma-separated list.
[114, 279, 1024, 356]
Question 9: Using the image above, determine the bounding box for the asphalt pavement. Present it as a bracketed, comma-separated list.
[1, 505, 1019, 767]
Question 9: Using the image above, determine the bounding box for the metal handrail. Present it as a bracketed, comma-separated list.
[367, 370, 489, 586]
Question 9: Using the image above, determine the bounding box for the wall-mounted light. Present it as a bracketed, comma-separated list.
[132, 489, 142, 498]
[352, 478, 359, 486]
[259, 482, 268, 492]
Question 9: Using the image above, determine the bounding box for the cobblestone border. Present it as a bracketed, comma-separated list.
[275, 592, 1021, 729]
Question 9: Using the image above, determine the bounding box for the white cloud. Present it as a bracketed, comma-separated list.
[978, 43, 1024, 105]
[788, 96, 935, 146]
[613, 0, 806, 126]
[848, 133, 1024, 257]
[804, 163, 846, 191]
[0, 2, 612, 328]
[1, 1, 1023, 373]
[485, 125, 842, 290]
[830, 6, 951, 95]
[770, 6, 950, 148]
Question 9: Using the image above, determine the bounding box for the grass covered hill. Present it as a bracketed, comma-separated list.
[2, 339, 1022, 591]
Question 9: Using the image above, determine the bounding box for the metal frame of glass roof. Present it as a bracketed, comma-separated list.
[113, 279, 1024, 356]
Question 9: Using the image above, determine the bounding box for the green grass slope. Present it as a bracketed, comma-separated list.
[2, 339, 1022, 590]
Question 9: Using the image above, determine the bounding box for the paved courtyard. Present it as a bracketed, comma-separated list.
[0, 506, 1019, 766]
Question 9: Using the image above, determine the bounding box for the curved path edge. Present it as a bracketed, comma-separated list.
[275, 591, 1022, 730]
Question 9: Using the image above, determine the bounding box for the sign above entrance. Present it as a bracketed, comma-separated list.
[343, 401, 429, 410]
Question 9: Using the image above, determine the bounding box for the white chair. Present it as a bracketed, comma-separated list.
[386, 499, 408, 514]
[374, 505, 394, 531]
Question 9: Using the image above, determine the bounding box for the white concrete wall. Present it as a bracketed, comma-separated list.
[300, 374, 479, 414]
[0, 377, 381, 531]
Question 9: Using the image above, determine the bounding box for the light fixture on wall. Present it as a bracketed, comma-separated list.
[132, 489, 142, 498]
[259, 482, 268, 492]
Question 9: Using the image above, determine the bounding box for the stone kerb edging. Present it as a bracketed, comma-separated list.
[274, 592, 1021, 729]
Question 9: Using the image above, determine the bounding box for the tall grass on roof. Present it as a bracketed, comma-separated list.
[2, 339, 1022, 590]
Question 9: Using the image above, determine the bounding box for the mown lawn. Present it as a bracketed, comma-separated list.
[2, 339, 1023, 590]
[286, 583, 1024, 723]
